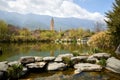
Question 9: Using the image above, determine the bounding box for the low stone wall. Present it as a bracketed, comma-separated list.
[0, 53, 120, 79]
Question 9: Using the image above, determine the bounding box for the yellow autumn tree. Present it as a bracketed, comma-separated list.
[87, 31, 112, 49]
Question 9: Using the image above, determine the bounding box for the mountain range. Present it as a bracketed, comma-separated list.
[0, 10, 105, 30]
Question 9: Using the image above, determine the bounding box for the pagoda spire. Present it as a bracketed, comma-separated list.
[50, 17, 54, 31]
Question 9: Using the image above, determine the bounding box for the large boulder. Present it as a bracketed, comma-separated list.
[34, 56, 43, 62]
[55, 54, 73, 62]
[43, 56, 55, 62]
[26, 62, 46, 69]
[106, 57, 120, 73]
[115, 44, 120, 55]
[20, 56, 35, 64]
[47, 62, 66, 71]
[89, 53, 111, 59]
[0, 61, 8, 72]
[74, 63, 102, 74]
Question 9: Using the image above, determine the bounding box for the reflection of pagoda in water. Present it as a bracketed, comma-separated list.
[50, 50, 54, 56]
[50, 18, 54, 31]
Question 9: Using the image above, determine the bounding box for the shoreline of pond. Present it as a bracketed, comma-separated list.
[0, 53, 120, 80]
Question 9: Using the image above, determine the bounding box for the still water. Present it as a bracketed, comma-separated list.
[0, 43, 90, 61]
[0, 43, 120, 80]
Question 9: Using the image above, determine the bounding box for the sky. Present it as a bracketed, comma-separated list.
[0, 0, 115, 22]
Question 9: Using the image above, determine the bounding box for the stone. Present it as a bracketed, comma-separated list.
[74, 68, 82, 74]
[54, 57, 62, 62]
[26, 62, 46, 69]
[0, 71, 7, 80]
[47, 62, 66, 71]
[43, 56, 55, 62]
[71, 56, 88, 64]
[87, 57, 98, 64]
[90, 53, 111, 59]
[74, 63, 102, 74]
[55, 53, 73, 62]
[21, 67, 28, 76]
[106, 57, 120, 73]
[115, 44, 120, 54]
[20, 56, 35, 64]
[0, 61, 8, 72]
[34, 56, 43, 62]
[8, 61, 20, 66]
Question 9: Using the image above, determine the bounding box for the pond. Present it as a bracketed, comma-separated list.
[0, 43, 120, 80]
[0, 43, 90, 61]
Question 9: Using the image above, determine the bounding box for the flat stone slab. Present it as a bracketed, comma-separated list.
[0, 61, 8, 72]
[106, 57, 120, 73]
[71, 56, 88, 64]
[26, 62, 46, 69]
[89, 53, 111, 59]
[55, 53, 73, 62]
[34, 56, 43, 62]
[20, 56, 35, 64]
[8, 61, 20, 66]
[58, 54, 73, 57]
[74, 63, 102, 74]
[43, 56, 55, 62]
[87, 57, 98, 63]
[47, 62, 66, 71]
[71, 56, 88, 61]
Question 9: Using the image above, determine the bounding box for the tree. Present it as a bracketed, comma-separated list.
[0, 20, 8, 40]
[105, 0, 120, 48]
[88, 31, 111, 49]
[94, 22, 104, 33]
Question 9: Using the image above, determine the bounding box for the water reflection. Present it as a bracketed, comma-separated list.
[0, 43, 90, 61]
[20, 70, 120, 80]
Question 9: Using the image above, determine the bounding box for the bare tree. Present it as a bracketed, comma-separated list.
[94, 22, 104, 33]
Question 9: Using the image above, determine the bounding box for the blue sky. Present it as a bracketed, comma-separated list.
[0, 0, 115, 22]
[74, 0, 114, 15]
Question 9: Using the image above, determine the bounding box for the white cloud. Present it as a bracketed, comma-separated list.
[0, 0, 105, 22]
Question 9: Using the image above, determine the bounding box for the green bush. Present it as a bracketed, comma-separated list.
[72, 51, 80, 56]
[88, 47, 102, 55]
[7, 64, 23, 79]
[62, 57, 72, 67]
[98, 58, 106, 67]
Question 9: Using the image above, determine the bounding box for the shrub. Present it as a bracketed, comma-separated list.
[62, 57, 72, 67]
[88, 47, 103, 55]
[7, 64, 23, 79]
[88, 31, 112, 49]
[72, 51, 80, 56]
[98, 58, 106, 67]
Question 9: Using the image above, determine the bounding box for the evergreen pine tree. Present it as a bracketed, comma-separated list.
[105, 0, 120, 48]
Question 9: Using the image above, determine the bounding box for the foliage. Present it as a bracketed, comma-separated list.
[7, 64, 23, 79]
[40, 31, 57, 40]
[0, 19, 93, 42]
[62, 57, 72, 67]
[63, 28, 93, 39]
[88, 47, 103, 55]
[98, 58, 106, 67]
[0, 20, 8, 40]
[105, 0, 120, 48]
[88, 31, 112, 49]
[72, 51, 80, 56]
